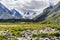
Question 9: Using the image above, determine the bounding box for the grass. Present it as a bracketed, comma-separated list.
[32, 33, 60, 38]
[0, 22, 59, 40]
[0, 22, 60, 37]
[0, 24, 60, 30]
[0, 23, 60, 31]
[0, 23, 60, 36]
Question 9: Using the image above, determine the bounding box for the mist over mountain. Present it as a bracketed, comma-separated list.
[35, 1, 60, 23]
[0, 0, 59, 14]
[0, 0, 60, 23]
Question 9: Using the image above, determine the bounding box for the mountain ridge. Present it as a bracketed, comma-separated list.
[0, 2, 60, 23]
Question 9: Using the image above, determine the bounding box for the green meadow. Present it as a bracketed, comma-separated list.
[0, 22, 59, 37]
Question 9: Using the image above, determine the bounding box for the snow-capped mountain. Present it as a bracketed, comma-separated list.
[0, 3, 23, 19]
[23, 10, 40, 19]
[0, 2, 39, 19]
[0, 0, 60, 22]
[11, 9, 22, 19]
[0, 2, 37, 19]
[0, 0, 57, 18]
[0, 3, 14, 19]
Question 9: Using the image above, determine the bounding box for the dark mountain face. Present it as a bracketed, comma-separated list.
[34, 6, 53, 22]
[34, 1, 60, 22]
[54, 2, 60, 12]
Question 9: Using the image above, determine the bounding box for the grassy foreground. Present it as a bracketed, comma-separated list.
[0, 23, 60, 30]
[0, 22, 59, 40]
[0, 23, 59, 36]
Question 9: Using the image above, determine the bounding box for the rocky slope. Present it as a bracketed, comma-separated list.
[34, 1, 60, 24]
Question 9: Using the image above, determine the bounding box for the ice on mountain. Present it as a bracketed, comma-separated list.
[11, 9, 22, 19]
[0, 3, 14, 19]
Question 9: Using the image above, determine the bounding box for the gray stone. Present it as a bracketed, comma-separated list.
[4, 30, 12, 37]
[32, 30, 39, 34]
[17, 37, 28, 40]
[43, 37, 50, 40]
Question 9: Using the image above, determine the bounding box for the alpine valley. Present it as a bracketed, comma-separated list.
[0, 1, 60, 24]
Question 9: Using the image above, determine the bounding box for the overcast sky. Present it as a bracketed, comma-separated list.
[0, 0, 60, 14]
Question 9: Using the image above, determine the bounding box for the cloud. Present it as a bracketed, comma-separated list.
[23, 1, 48, 9]
[0, 0, 60, 14]
[50, 0, 60, 5]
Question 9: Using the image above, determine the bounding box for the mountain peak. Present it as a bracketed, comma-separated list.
[0, 3, 3, 6]
[11, 9, 22, 19]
